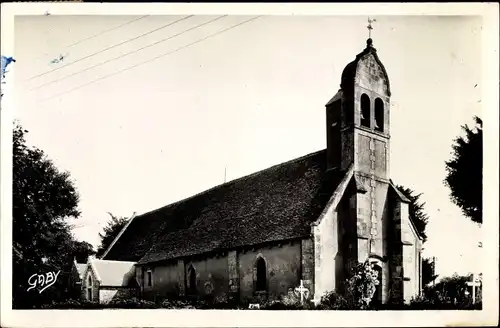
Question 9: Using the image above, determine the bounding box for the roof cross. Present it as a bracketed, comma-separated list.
[367, 18, 376, 39]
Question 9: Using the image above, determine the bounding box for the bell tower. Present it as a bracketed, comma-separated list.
[325, 33, 395, 302]
[326, 37, 391, 181]
[324, 27, 423, 304]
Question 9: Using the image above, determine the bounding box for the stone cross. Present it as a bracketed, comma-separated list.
[294, 280, 310, 304]
[367, 18, 376, 39]
[466, 273, 481, 304]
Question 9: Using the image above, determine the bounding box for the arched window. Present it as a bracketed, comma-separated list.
[360, 94, 371, 128]
[255, 257, 267, 292]
[87, 274, 93, 301]
[147, 270, 152, 287]
[374, 98, 384, 132]
[187, 266, 197, 295]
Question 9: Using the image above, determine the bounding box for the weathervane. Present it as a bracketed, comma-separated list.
[367, 17, 376, 39]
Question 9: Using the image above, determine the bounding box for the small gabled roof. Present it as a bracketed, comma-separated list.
[84, 258, 136, 287]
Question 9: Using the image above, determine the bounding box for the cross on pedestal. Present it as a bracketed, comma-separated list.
[466, 273, 481, 304]
[294, 280, 310, 304]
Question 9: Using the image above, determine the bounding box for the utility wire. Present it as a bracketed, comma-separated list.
[27, 15, 194, 81]
[30, 15, 226, 91]
[33, 15, 150, 62]
[39, 16, 261, 103]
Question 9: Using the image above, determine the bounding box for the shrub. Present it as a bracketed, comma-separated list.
[318, 291, 351, 310]
[343, 261, 380, 309]
[260, 299, 312, 310]
[161, 299, 196, 309]
[107, 297, 160, 309]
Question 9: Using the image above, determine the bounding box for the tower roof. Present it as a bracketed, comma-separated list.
[340, 39, 391, 97]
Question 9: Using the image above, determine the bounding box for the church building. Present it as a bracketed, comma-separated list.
[99, 37, 423, 305]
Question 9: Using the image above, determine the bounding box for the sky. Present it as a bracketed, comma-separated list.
[11, 14, 484, 278]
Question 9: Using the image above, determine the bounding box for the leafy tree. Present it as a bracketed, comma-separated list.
[422, 257, 439, 287]
[444, 116, 483, 224]
[12, 122, 93, 308]
[96, 213, 130, 258]
[70, 240, 96, 263]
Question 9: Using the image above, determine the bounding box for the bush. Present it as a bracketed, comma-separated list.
[345, 261, 380, 309]
[107, 297, 160, 309]
[41, 299, 104, 309]
[161, 299, 196, 309]
[317, 291, 351, 310]
[259, 299, 315, 310]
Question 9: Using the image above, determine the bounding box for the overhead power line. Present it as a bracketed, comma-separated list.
[30, 15, 226, 91]
[27, 15, 194, 81]
[39, 16, 262, 103]
[33, 15, 150, 62]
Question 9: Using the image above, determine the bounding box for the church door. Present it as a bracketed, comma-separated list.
[188, 267, 197, 295]
[256, 257, 267, 292]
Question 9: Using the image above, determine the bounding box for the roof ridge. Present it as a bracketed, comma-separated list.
[134, 149, 327, 219]
[93, 259, 136, 264]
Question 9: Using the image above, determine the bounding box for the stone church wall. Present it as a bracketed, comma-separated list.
[187, 255, 229, 298]
[402, 220, 421, 302]
[313, 206, 338, 300]
[238, 241, 301, 302]
[345, 174, 392, 303]
[390, 198, 421, 303]
[141, 261, 181, 299]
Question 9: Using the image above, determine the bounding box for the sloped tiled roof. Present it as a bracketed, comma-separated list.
[89, 259, 136, 287]
[103, 149, 345, 264]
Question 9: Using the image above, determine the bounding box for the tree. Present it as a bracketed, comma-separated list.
[70, 240, 96, 263]
[96, 213, 130, 258]
[444, 116, 483, 224]
[12, 122, 94, 308]
[422, 257, 439, 287]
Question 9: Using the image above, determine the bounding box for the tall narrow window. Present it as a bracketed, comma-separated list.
[360, 94, 371, 128]
[256, 257, 267, 291]
[188, 266, 196, 294]
[375, 98, 384, 132]
[87, 275, 92, 301]
[147, 270, 152, 287]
